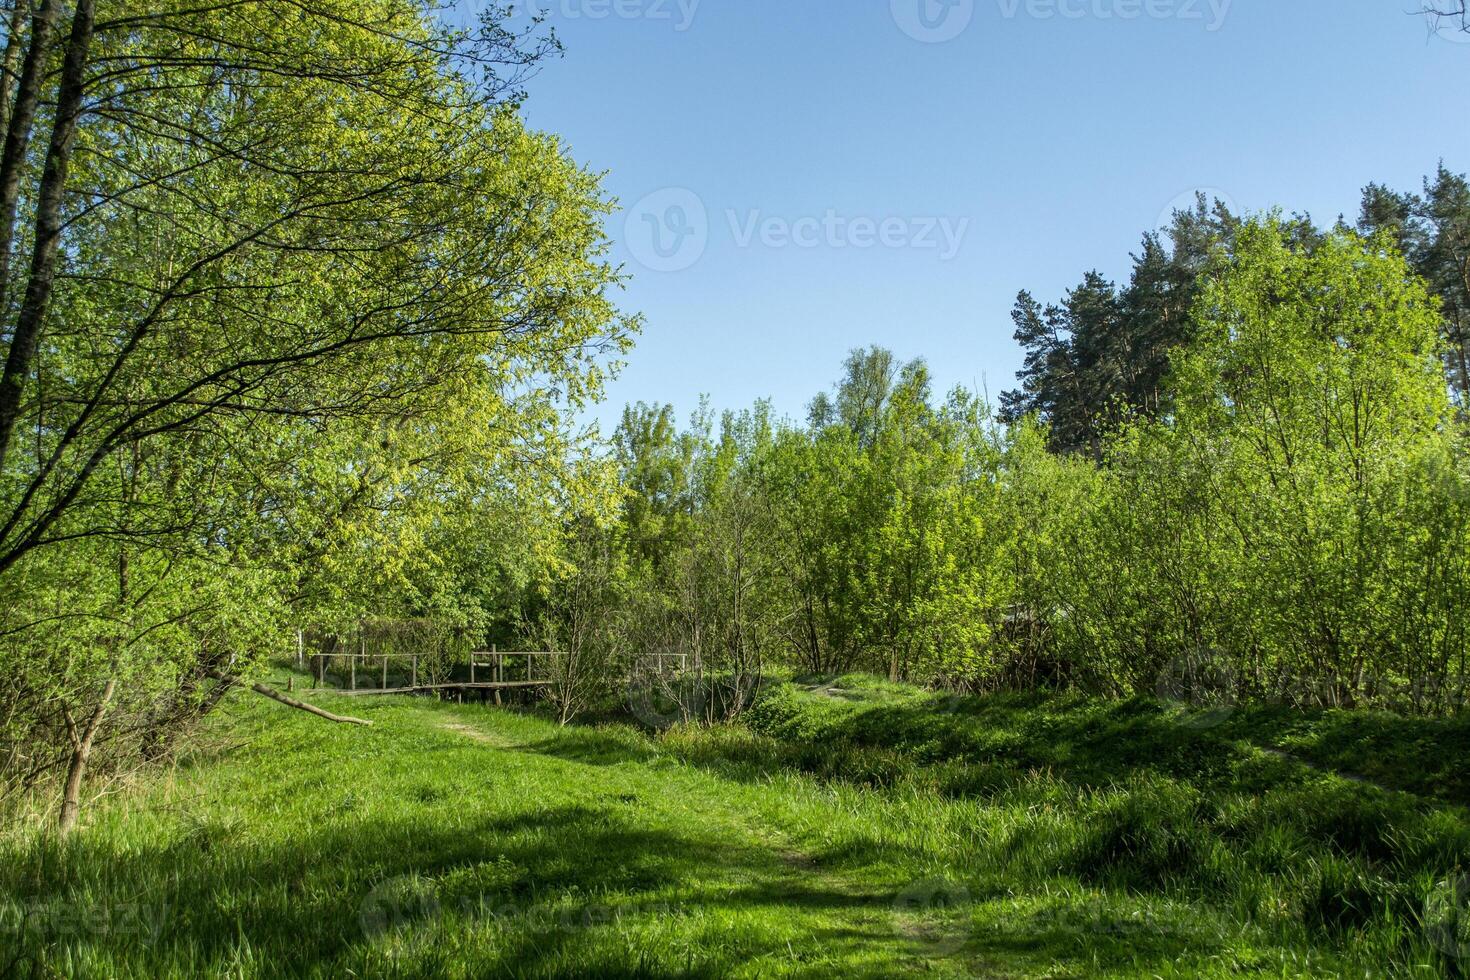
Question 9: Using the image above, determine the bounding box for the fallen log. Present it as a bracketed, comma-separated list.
[205, 670, 373, 726]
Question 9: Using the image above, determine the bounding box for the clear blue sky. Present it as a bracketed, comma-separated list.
[502, 0, 1470, 431]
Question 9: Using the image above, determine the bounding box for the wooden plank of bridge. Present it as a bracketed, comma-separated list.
[335, 681, 552, 697]
[320, 649, 563, 698]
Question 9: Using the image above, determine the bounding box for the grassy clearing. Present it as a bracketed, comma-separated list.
[1, 673, 1467, 978]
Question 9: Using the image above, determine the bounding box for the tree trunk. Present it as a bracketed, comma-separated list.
[0, 0, 54, 325]
[58, 676, 117, 834]
[205, 670, 373, 726]
[0, 0, 30, 135]
[0, 0, 93, 471]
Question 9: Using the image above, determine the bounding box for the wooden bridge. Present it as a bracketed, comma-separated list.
[302, 647, 553, 698]
[297, 639, 688, 701]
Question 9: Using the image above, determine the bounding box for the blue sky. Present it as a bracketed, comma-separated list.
[502, 0, 1470, 431]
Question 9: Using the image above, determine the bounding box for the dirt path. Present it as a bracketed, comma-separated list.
[1252, 744, 1396, 794]
[440, 721, 520, 749]
[435, 707, 996, 977]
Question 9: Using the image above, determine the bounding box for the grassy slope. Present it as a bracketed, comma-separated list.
[1, 674, 1466, 978]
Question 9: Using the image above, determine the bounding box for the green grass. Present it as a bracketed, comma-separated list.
[2, 673, 1468, 977]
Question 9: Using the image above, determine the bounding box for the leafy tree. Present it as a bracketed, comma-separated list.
[0, 0, 632, 828]
[760, 425, 867, 675]
[1076, 220, 1466, 705]
[535, 517, 628, 726]
[829, 346, 898, 449]
[1359, 165, 1470, 406]
[613, 402, 700, 576]
[1001, 196, 1241, 455]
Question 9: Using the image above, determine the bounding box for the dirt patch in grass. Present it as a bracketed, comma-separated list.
[441, 721, 518, 748]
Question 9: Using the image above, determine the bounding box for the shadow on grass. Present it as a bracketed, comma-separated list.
[0, 802, 1195, 979]
[1, 805, 871, 974]
[727, 681, 1470, 808]
[0, 714, 1261, 979]
[9, 680, 1467, 977]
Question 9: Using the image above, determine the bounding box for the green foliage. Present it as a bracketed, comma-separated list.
[1033, 220, 1470, 706]
[1001, 162, 1470, 455]
[1359, 164, 1470, 407]
[583, 221, 1470, 709]
[1000, 195, 1251, 455]
[0, 1, 632, 818]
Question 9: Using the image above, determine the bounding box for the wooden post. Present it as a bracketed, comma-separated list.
[382, 654, 388, 690]
[411, 654, 417, 689]
[296, 629, 304, 669]
[470, 650, 475, 685]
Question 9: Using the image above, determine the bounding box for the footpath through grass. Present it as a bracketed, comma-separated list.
[2, 674, 1468, 977]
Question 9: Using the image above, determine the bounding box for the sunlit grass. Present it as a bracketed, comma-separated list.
[1, 674, 1465, 977]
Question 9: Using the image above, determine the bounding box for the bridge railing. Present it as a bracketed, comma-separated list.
[470, 649, 557, 686]
[288, 626, 694, 695]
[297, 621, 473, 690]
[308, 648, 429, 692]
[302, 646, 566, 692]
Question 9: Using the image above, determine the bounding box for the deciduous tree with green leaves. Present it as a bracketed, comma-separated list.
[0, 0, 633, 829]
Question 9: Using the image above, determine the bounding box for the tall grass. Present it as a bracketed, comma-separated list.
[1, 672, 1466, 977]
